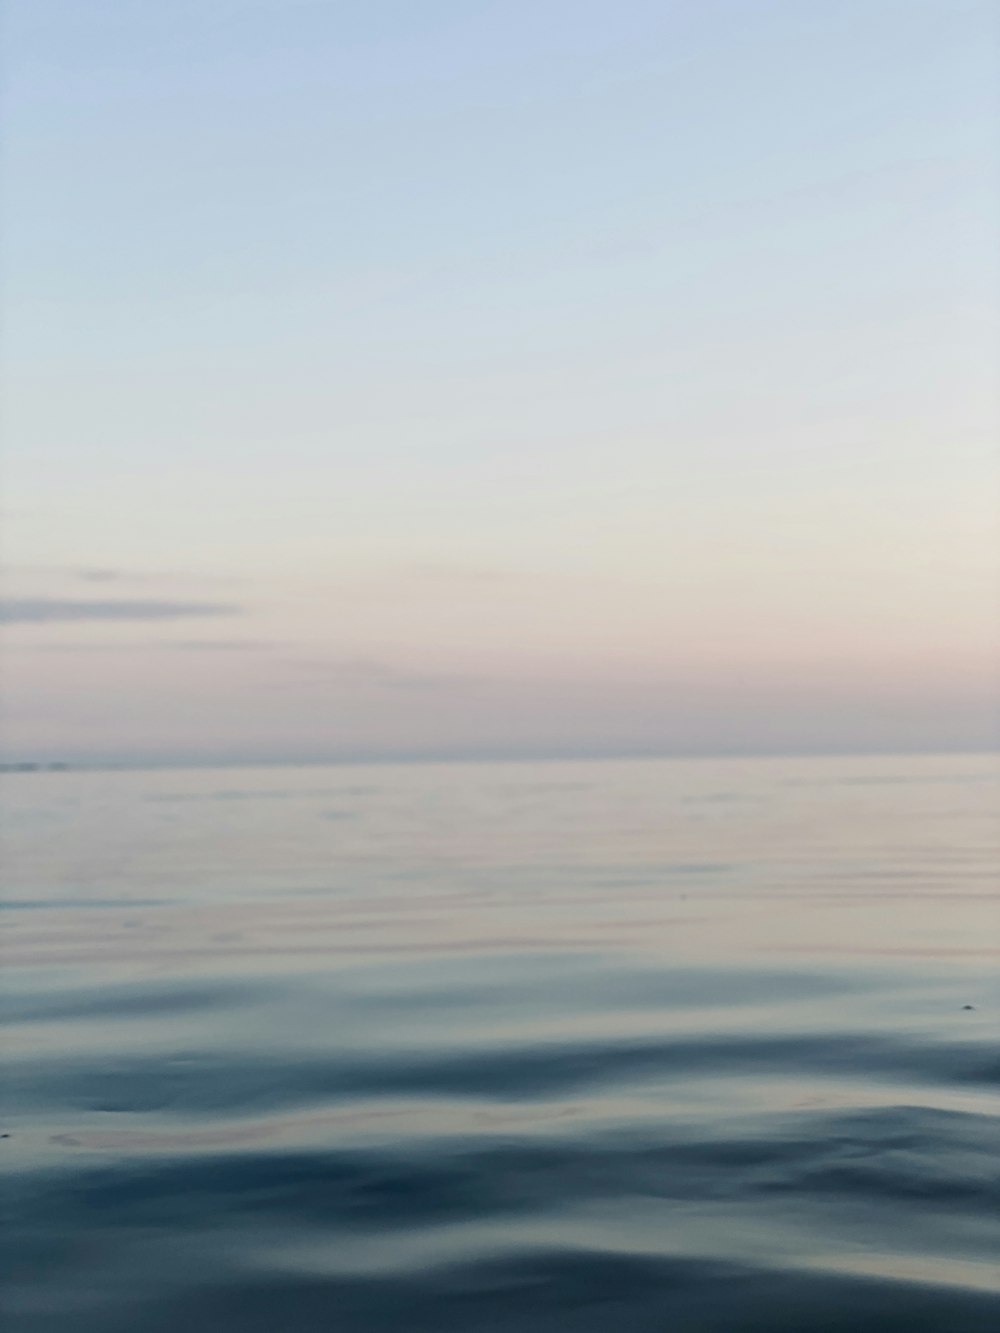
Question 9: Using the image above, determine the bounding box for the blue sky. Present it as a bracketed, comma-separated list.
[3, 1, 997, 761]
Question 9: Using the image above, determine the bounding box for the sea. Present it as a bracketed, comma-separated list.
[2, 752, 998, 1332]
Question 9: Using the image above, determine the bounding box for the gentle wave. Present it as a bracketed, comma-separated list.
[2, 754, 998, 1331]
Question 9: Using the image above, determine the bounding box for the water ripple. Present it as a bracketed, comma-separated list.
[2, 755, 998, 1331]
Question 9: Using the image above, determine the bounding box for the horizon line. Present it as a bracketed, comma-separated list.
[2, 744, 997, 773]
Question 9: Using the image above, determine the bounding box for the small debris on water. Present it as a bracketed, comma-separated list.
[961, 1005, 975, 1011]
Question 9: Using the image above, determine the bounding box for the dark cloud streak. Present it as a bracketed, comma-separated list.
[8, 638, 272, 653]
[0, 598, 242, 625]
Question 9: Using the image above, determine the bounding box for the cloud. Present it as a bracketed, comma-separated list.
[3, 565, 246, 587]
[0, 598, 242, 625]
[70, 568, 249, 587]
[406, 564, 528, 584]
[294, 655, 479, 692]
[169, 639, 271, 651]
[8, 637, 272, 653]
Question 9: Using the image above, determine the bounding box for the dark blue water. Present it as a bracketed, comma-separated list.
[2, 755, 998, 1331]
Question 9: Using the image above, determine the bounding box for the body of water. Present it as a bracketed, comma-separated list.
[2, 752, 998, 1331]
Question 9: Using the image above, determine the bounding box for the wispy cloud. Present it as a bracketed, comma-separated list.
[0, 599, 243, 625]
[4, 565, 248, 587]
[294, 656, 479, 692]
[78, 569, 122, 583]
[170, 639, 272, 651]
[405, 564, 529, 585]
[71, 569, 249, 587]
[8, 637, 272, 653]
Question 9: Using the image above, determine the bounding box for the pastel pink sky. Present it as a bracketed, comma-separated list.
[3, 1, 997, 761]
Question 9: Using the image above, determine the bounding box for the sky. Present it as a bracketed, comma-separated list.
[2, 0, 998, 763]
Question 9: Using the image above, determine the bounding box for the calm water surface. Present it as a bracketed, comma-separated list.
[2, 753, 998, 1331]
